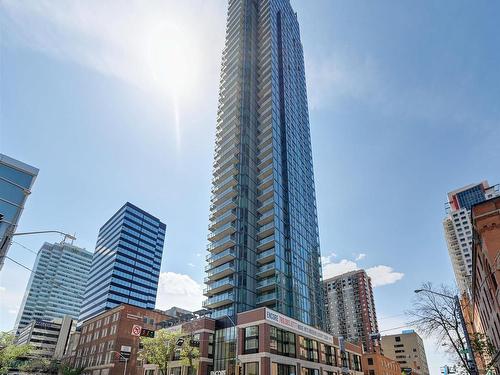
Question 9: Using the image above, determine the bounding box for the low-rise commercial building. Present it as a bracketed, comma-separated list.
[72, 305, 363, 375]
[380, 331, 429, 375]
[361, 351, 400, 375]
[70, 304, 172, 375]
[16, 316, 76, 360]
[471, 196, 500, 373]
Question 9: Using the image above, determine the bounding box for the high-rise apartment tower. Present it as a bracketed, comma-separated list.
[14, 242, 92, 333]
[204, 0, 324, 328]
[323, 270, 379, 352]
[443, 181, 499, 295]
[79, 203, 165, 324]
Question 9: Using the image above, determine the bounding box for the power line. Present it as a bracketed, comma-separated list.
[4, 256, 33, 272]
[12, 240, 38, 255]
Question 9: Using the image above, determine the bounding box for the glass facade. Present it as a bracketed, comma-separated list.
[0, 153, 38, 271]
[205, 0, 324, 329]
[14, 242, 93, 333]
[79, 202, 165, 323]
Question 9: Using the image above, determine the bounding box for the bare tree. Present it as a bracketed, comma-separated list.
[406, 283, 473, 374]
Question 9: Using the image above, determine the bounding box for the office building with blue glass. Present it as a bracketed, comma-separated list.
[205, 0, 324, 330]
[0, 153, 38, 271]
[79, 203, 166, 324]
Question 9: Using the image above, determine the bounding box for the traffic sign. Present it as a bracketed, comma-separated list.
[131, 324, 142, 336]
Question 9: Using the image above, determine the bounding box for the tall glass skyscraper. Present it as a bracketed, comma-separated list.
[14, 242, 93, 333]
[204, 0, 324, 329]
[0, 153, 38, 271]
[79, 202, 166, 323]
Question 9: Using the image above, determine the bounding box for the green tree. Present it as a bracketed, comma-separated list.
[60, 362, 85, 375]
[139, 330, 201, 375]
[19, 358, 59, 374]
[180, 334, 200, 375]
[139, 330, 183, 375]
[0, 332, 32, 375]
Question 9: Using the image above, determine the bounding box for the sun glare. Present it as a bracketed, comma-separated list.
[146, 22, 200, 100]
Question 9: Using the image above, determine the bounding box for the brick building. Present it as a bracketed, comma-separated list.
[361, 351, 400, 375]
[323, 270, 379, 352]
[471, 196, 500, 373]
[69, 304, 172, 375]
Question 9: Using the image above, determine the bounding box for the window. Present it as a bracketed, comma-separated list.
[208, 334, 214, 359]
[270, 326, 296, 357]
[395, 336, 401, 342]
[110, 325, 117, 335]
[367, 358, 374, 365]
[244, 326, 259, 354]
[271, 364, 296, 375]
[244, 362, 259, 375]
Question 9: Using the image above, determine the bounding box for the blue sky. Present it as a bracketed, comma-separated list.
[1, 0, 499, 373]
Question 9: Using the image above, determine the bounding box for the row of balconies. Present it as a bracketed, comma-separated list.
[208, 221, 236, 242]
[203, 290, 234, 309]
[204, 276, 234, 296]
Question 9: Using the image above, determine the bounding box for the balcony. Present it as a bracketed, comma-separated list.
[259, 142, 273, 159]
[204, 277, 235, 296]
[213, 161, 238, 179]
[207, 235, 236, 254]
[213, 148, 239, 169]
[257, 163, 273, 180]
[258, 197, 274, 214]
[211, 186, 237, 206]
[257, 235, 275, 251]
[258, 174, 273, 190]
[256, 292, 277, 305]
[203, 291, 234, 309]
[206, 247, 236, 268]
[257, 221, 274, 239]
[209, 209, 237, 230]
[206, 262, 236, 281]
[257, 185, 274, 201]
[257, 210, 274, 226]
[256, 277, 276, 292]
[257, 262, 275, 278]
[210, 199, 237, 219]
[212, 175, 238, 195]
[256, 247, 275, 264]
[208, 221, 236, 242]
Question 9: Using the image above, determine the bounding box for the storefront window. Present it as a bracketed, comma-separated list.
[301, 368, 319, 375]
[271, 363, 296, 375]
[270, 326, 296, 357]
[244, 326, 259, 354]
[208, 334, 214, 359]
[244, 362, 259, 375]
[298, 336, 318, 362]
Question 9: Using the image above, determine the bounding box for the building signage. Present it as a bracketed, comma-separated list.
[210, 371, 226, 375]
[265, 308, 333, 343]
[131, 324, 142, 336]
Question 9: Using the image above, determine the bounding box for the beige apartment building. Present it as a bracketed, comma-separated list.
[380, 331, 429, 375]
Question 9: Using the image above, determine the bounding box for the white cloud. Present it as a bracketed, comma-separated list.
[322, 255, 404, 287]
[187, 263, 195, 268]
[156, 272, 204, 312]
[366, 265, 404, 287]
[323, 259, 359, 279]
[355, 253, 366, 261]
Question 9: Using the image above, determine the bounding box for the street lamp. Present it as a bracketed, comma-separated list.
[12, 230, 76, 243]
[110, 350, 128, 375]
[414, 289, 478, 375]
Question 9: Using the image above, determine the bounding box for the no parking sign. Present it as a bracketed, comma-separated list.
[131, 324, 142, 336]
